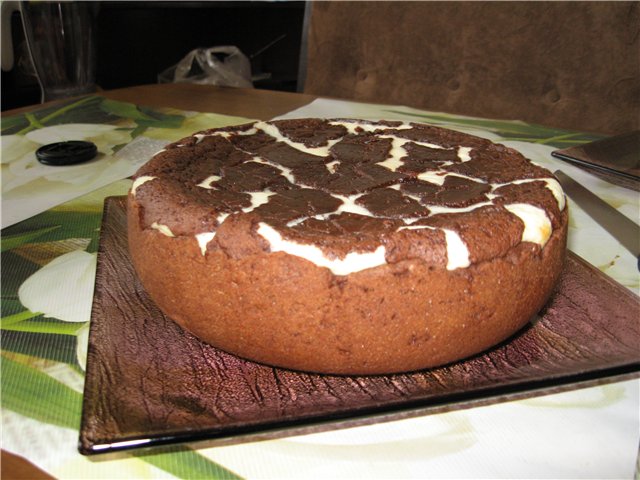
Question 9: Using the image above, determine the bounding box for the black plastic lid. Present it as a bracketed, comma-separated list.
[36, 141, 98, 166]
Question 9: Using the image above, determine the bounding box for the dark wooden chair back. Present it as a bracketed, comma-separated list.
[301, 2, 639, 134]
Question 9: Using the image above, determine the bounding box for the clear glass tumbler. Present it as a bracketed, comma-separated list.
[19, 1, 98, 102]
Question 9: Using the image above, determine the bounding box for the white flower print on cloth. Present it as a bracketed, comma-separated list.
[18, 249, 97, 324]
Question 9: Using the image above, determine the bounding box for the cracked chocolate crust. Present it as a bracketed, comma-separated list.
[130, 119, 565, 270]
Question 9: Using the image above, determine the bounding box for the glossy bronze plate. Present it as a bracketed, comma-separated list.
[79, 197, 640, 455]
[552, 131, 640, 191]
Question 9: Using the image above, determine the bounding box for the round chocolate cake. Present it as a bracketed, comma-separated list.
[127, 118, 567, 374]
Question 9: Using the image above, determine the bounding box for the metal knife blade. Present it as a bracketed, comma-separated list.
[555, 170, 639, 268]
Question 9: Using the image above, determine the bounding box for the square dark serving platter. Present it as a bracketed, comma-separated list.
[79, 197, 640, 455]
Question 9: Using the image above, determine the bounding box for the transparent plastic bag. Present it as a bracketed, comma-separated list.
[158, 46, 253, 88]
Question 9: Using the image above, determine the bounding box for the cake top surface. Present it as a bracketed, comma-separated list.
[130, 118, 566, 274]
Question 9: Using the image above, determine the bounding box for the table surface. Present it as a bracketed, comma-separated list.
[7, 83, 318, 121]
[1, 83, 638, 480]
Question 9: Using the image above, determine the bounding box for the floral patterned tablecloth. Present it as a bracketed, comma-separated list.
[1, 96, 638, 479]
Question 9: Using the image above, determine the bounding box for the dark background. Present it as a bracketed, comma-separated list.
[2, 1, 306, 111]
